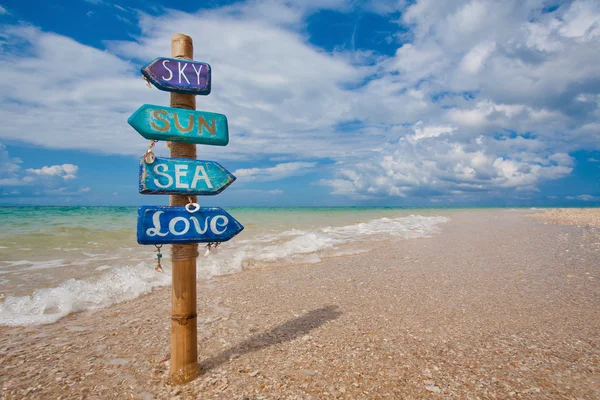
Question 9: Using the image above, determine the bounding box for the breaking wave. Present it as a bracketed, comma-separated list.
[0, 215, 448, 326]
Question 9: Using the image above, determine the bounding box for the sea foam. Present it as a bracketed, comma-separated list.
[0, 214, 448, 326]
[0, 263, 170, 326]
[197, 215, 449, 278]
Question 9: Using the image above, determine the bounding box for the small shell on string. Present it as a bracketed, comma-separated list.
[154, 244, 163, 272]
[144, 151, 156, 164]
[143, 75, 152, 88]
[143, 140, 158, 164]
[186, 202, 200, 213]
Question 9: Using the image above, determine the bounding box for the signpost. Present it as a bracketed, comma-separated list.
[128, 33, 243, 385]
[128, 104, 229, 146]
[142, 57, 211, 95]
[139, 157, 236, 195]
[137, 206, 244, 244]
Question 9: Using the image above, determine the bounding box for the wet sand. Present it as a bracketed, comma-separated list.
[1, 209, 599, 399]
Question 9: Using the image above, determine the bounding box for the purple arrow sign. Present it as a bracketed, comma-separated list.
[142, 57, 211, 95]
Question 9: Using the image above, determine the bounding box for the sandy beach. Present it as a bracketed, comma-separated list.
[1, 209, 599, 399]
[531, 208, 600, 228]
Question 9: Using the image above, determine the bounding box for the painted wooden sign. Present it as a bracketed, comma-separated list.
[142, 57, 211, 95]
[139, 156, 236, 195]
[137, 206, 244, 245]
[128, 104, 228, 146]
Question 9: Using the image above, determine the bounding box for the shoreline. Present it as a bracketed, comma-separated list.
[1, 209, 599, 399]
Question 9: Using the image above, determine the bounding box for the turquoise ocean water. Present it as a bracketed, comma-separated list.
[0, 206, 452, 326]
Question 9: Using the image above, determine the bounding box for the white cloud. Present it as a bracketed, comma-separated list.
[0, 0, 598, 202]
[559, 0, 600, 39]
[408, 122, 456, 142]
[0, 144, 28, 187]
[26, 164, 78, 180]
[0, 143, 21, 175]
[234, 162, 316, 182]
[320, 123, 574, 199]
[0, 9, 377, 162]
[0, 5, 8, 15]
[317, 0, 599, 199]
[0, 146, 91, 201]
[0, 145, 82, 191]
[460, 41, 496, 74]
[566, 194, 599, 201]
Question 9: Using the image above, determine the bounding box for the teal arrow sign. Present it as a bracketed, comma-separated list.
[128, 104, 229, 146]
[140, 156, 236, 195]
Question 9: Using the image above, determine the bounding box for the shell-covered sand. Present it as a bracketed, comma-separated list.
[531, 207, 600, 227]
[1, 209, 599, 399]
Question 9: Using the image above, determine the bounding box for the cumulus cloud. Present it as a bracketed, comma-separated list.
[559, 0, 600, 39]
[407, 122, 456, 142]
[0, 145, 83, 202]
[26, 164, 78, 180]
[0, 143, 21, 174]
[0, 7, 378, 162]
[0, 0, 598, 202]
[321, 123, 574, 200]
[460, 41, 496, 74]
[234, 162, 316, 182]
[320, 0, 600, 199]
[0, 25, 148, 155]
[0, 144, 29, 187]
[566, 194, 599, 201]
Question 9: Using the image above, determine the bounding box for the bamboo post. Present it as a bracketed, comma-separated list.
[168, 33, 200, 385]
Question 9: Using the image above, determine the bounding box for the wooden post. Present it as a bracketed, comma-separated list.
[169, 33, 200, 385]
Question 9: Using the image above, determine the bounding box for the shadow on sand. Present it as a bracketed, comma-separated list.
[200, 305, 342, 372]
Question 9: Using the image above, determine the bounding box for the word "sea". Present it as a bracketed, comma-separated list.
[139, 157, 236, 195]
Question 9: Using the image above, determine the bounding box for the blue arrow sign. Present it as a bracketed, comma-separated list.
[142, 57, 211, 95]
[137, 206, 244, 245]
[128, 104, 229, 146]
[139, 156, 236, 195]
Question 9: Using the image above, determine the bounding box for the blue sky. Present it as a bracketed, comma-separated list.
[0, 0, 598, 206]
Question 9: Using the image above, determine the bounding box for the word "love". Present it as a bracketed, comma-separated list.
[146, 211, 229, 237]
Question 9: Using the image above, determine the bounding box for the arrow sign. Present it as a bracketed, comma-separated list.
[128, 104, 228, 146]
[142, 57, 211, 95]
[140, 156, 235, 195]
[137, 206, 244, 245]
